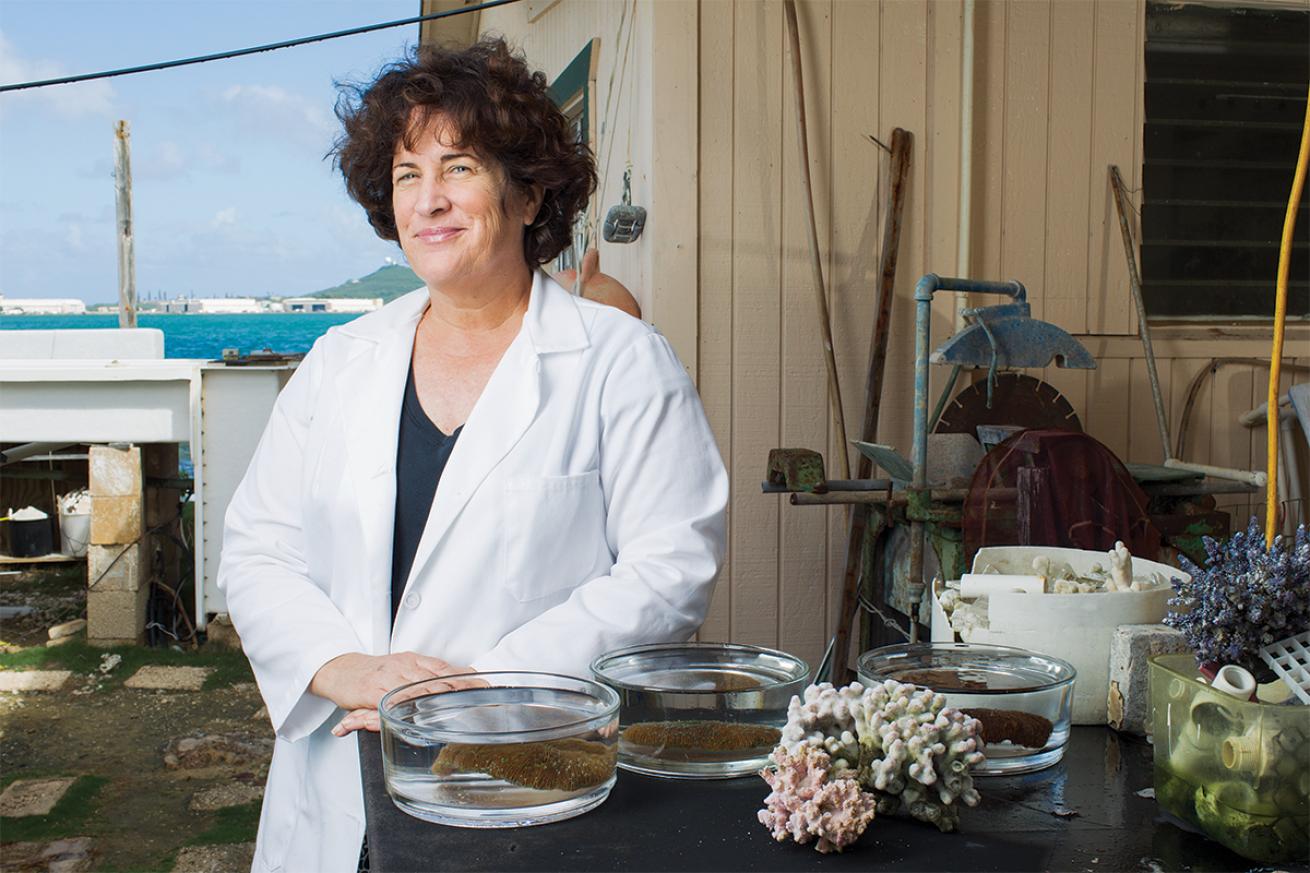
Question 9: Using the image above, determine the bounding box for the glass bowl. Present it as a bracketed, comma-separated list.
[591, 642, 809, 778]
[857, 642, 1075, 775]
[379, 671, 619, 827]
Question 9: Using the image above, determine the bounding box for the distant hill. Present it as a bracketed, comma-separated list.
[309, 264, 423, 302]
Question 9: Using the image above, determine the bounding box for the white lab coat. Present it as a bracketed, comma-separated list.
[217, 270, 728, 873]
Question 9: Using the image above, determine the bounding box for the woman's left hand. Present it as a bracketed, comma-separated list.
[330, 672, 487, 736]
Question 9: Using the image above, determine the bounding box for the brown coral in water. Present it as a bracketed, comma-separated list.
[624, 720, 780, 754]
[432, 737, 616, 792]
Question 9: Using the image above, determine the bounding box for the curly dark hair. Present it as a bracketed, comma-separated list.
[331, 37, 596, 267]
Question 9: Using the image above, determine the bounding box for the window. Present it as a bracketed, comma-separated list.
[548, 39, 599, 274]
[1142, 2, 1309, 320]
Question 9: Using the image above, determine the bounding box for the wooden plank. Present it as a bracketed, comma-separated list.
[729, 0, 784, 648]
[1086, 0, 1140, 335]
[1043, 0, 1094, 334]
[1170, 357, 1213, 467]
[1210, 363, 1257, 527]
[778, 0, 833, 666]
[926, 1, 964, 466]
[649, 0, 701, 374]
[998, 0, 1051, 322]
[695, 0, 736, 645]
[878, 0, 929, 457]
[1128, 356, 1171, 464]
[826, 0, 881, 644]
[974, 0, 1008, 282]
[1086, 358, 1131, 462]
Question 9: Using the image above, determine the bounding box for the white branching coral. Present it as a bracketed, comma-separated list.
[762, 679, 985, 848]
[758, 746, 877, 853]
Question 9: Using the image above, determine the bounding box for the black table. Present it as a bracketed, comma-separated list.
[360, 728, 1265, 872]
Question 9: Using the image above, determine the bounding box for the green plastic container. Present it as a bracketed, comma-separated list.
[1150, 653, 1309, 863]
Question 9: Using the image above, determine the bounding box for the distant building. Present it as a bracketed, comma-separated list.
[281, 297, 383, 314]
[0, 295, 87, 315]
[161, 297, 265, 314]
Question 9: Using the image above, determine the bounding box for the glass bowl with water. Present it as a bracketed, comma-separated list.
[379, 672, 619, 827]
[857, 643, 1075, 775]
[591, 642, 809, 778]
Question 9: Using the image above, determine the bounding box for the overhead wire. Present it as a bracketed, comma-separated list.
[0, 0, 522, 93]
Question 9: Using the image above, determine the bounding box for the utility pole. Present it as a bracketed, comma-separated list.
[114, 120, 137, 328]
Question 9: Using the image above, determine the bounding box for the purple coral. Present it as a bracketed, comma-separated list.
[758, 746, 877, 853]
[1165, 519, 1309, 675]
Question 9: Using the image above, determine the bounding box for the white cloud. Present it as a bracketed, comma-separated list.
[221, 84, 336, 152]
[0, 30, 116, 119]
[211, 207, 237, 228]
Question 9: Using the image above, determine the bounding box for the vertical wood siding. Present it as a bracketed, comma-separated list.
[475, 1, 1308, 670]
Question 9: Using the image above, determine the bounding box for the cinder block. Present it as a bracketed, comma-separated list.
[90, 494, 143, 545]
[87, 543, 144, 593]
[1107, 623, 1189, 736]
[89, 445, 142, 497]
[87, 586, 148, 645]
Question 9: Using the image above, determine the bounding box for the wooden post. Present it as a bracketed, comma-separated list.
[114, 120, 137, 329]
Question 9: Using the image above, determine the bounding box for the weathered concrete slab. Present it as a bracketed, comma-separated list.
[163, 732, 273, 771]
[1108, 623, 1189, 735]
[2, 837, 95, 872]
[171, 843, 255, 873]
[124, 665, 211, 691]
[0, 670, 73, 692]
[48, 618, 87, 640]
[0, 776, 77, 817]
[189, 782, 264, 812]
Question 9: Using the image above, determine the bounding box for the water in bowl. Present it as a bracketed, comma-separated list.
[382, 686, 618, 827]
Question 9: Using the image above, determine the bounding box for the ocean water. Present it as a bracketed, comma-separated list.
[0, 312, 365, 359]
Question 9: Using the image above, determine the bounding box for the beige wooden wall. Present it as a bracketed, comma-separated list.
[698, 0, 1307, 669]
[472, 0, 1309, 670]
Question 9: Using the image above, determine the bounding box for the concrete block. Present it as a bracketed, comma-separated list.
[48, 618, 88, 640]
[86, 586, 148, 645]
[0, 670, 73, 692]
[89, 445, 142, 497]
[124, 665, 211, 691]
[0, 777, 77, 816]
[1107, 623, 1189, 736]
[90, 495, 143, 545]
[87, 543, 144, 593]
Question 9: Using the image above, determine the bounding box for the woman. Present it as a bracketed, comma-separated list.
[218, 39, 728, 873]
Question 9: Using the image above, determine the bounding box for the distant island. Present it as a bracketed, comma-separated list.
[0, 263, 425, 315]
[308, 263, 422, 302]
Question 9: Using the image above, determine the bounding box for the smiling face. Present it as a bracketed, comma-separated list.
[391, 114, 543, 296]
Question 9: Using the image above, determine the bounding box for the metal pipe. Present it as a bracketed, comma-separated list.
[1162, 458, 1267, 487]
[1110, 165, 1172, 462]
[909, 275, 1026, 641]
[0, 442, 75, 466]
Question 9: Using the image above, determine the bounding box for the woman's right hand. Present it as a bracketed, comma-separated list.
[308, 651, 465, 712]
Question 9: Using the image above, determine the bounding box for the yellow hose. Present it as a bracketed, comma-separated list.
[1266, 84, 1310, 548]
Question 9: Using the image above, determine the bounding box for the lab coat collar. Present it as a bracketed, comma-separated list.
[335, 269, 590, 356]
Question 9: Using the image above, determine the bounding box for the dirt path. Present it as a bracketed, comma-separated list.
[1, 567, 271, 872]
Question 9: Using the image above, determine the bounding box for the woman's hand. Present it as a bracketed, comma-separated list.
[309, 651, 468, 713]
[327, 670, 489, 737]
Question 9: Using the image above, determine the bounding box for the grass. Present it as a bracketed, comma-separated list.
[0, 775, 109, 843]
[188, 801, 261, 846]
[0, 639, 253, 690]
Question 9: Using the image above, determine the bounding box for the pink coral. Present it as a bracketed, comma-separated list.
[758, 746, 877, 853]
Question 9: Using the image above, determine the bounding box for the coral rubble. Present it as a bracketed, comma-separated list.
[759, 679, 985, 852]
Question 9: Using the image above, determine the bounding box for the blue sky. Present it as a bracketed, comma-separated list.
[0, 0, 426, 302]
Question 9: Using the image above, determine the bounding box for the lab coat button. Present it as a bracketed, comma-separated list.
[404, 592, 421, 610]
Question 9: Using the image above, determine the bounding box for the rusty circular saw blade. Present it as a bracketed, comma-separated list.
[933, 372, 1082, 436]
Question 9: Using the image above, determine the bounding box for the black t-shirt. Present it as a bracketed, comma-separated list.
[390, 364, 461, 623]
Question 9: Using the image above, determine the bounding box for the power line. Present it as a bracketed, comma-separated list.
[0, 0, 522, 94]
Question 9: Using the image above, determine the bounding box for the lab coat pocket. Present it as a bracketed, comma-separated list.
[502, 469, 605, 601]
